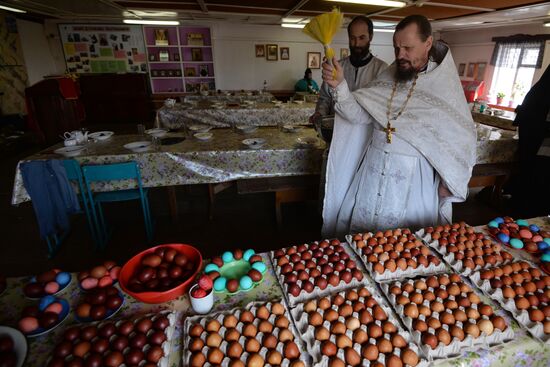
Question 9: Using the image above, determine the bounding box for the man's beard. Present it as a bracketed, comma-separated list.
[395, 59, 417, 81]
[349, 45, 369, 63]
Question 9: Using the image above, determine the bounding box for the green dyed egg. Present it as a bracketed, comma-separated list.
[251, 261, 267, 273]
[243, 249, 255, 261]
[214, 276, 227, 291]
[239, 275, 253, 290]
[509, 238, 524, 249]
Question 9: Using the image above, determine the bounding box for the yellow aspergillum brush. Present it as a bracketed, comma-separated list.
[303, 8, 343, 79]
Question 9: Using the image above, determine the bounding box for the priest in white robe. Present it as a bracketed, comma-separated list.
[321, 15, 477, 238]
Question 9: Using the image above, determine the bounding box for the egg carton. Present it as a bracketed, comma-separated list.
[380, 276, 515, 361]
[345, 234, 447, 283]
[270, 241, 369, 307]
[416, 229, 515, 276]
[291, 284, 429, 367]
[182, 299, 312, 367]
[470, 263, 549, 343]
[47, 310, 177, 367]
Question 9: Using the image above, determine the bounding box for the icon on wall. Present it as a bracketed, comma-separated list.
[255, 45, 265, 57]
[266, 44, 278, 61]
[280, 47, 289, 60]
[307, 52, 321, 69]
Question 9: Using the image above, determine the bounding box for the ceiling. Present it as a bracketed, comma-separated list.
[4, 0, 550, 31]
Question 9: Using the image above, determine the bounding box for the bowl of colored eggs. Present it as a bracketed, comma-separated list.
[23, 269, 71, 299]
[204, 249, 267, 294]
[17, 296, 69, 337]
[0, 326, 27, 367]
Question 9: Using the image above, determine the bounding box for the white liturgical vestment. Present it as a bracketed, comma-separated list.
[322, 45, 476, 238]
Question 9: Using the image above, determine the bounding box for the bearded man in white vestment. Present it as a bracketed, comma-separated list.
[321, 15, 476, 238]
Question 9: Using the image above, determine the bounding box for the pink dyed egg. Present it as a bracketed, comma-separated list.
[52, 269, 61, 274]
[45, 281, 60, 294]
[109, 266, 120, 281]
[45, 302, 63, 315]
[18, 317, 39, 333]
[519, 229, 533, 239]
[81, 277, 99, 290]
[98, 276, 113, 288]
[532, 235, 543, 242]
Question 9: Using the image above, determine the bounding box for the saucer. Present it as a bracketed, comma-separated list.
[194, 132, 213, 141]
[297, 137, 318, 147]
[242, 138, 266, 149]
[123, 141, 152, 152]
[236, 125, 258, 134]
[88, 131, 114, 141]
[145, 128, 168, 138]
[54, 146, 85, 157]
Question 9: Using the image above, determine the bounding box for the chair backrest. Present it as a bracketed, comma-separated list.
[81, 161, 144, 189]
[62, 159, 86, 198]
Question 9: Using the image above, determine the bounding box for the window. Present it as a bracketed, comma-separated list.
[490, 40, 544, 108]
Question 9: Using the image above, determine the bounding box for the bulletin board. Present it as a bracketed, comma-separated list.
[58, 24, 147, 73]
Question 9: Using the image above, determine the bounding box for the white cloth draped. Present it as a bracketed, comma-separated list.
[322, 45, 477, 238]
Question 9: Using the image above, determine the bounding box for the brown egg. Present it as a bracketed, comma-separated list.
[515, 296, 530, 310]
[247, 353, 264, 367]
[223, 315, 238, 328]
[267, 350, 283, 365]
[336, 335, 353, 348]
[338, 304, 353, 317]
[502, 287, 515, 299]
[412, 319, 428, 332]
[404, 304, 419, 319]
[206, 319, 221, 332]
[453, 309, 467, 322]
[309, 311, 323, 326]
[478, 304, 494, 316]
[387, 354, 404, 367]
[321, 340, 338, 357]
[328, 357, 346, 367]
[256, 305, 270, 320]
[189, 338, 204, 352]
[490, 315, 507, 331]
[440, 312, 455, 325]
[397, 295, 410, 305]
[402, 348, 419, 366]
[258, 320, 273, 334]
[427, 317, 441, 330]
[478, 319, 494, 335]
[362, 344, 379, 361]
[430, 301, 445, 313]
[344, 347, 361, 366]
[284, 341, 300, 359]
[410, 292, 424, 305]
[324, 309, 339, 322]
[464, 322, 480, 338]
[377, 338, 393, 353]
[444, 300, 458, 310]
[227, 341, 243, 359]
[346, 317, 360, 331]
[353, 329, 369, 344]
[422, 332, 438, 349]
[529, 308, 545, 322]
[190, 352, 206, 367]
[275, 315, 290, 329]
[450, 325, 465, 341]
[331, 321, 346, 335]
[263, 333, 278, 349]
[318, 298, 331, 310]
[423, 290, 436, 302]
[368, 324, 383, 339]
[278, 328, 294, 342]
[435, 328, 451, 345]
[206, 333, 222, 347]
[271, 302, 285, 315]
[466, 307, 480, 320]
[246, 338, 261, 353]
[243, 323, 257, 338]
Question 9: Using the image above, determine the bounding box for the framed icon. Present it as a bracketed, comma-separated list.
[184, 67, 196, 77]
[340, 48, 349, 59]
[280, 47, 289, 60]
[255, 44, 265, 57]
[475, 62, 487, 81]
[266, 44, 278, 61]
[307, 52, 321, 69]
[173, 53, 180, 61]
[191, 48, 203, 61]
[149, 53, 156, 62]
[466, 63, 475, 78]
[458, 63, 466, 76]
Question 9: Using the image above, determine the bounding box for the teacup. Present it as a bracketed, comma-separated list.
[64, 138, 78, 147]
[189, 285, 213, 314]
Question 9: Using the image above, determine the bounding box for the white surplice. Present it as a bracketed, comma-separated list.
[322, 45, 477, 238]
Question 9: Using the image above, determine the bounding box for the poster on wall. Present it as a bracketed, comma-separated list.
[58, 24, 147, 73]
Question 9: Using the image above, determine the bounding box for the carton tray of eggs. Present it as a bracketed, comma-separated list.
[416, 223, 514, 276]
[291, 286, 425, 367]
[346, 229, 446, 282]
[183, 300, 309, 367]
[46, 311, 176, 367]
[270, 239, 366, 307]
[380, 273, 513, 360]
[470, 260, 550, 342]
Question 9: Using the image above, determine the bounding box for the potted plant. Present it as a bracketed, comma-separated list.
[496, 92, 505, 105]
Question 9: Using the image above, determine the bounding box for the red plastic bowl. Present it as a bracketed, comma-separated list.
[119, 244, 202, 304]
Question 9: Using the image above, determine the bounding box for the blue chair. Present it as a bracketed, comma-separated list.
[81, 162, 153, 247]
[61, 159, 103, 250]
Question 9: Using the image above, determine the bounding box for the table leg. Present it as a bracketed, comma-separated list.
[166, 186, 178, 222]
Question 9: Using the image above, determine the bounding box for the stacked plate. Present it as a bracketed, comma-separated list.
[296, 136, 318, 147]
[54, 146, 85, 157]
[145, 128, 168, 138]
[236, 124, 258, 134]
[123, 141, 151, 153]
[194, 132, 213, 141]
[88, 131, 114, 141]
[188, 125, 212, 134]
[242, 138, 266, 149]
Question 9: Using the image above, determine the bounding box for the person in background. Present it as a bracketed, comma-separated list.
[295, 68, 320, 93]
[321, 15, 476, 237]
[511, 64, 550, 217]
[310, 15, 388, 124]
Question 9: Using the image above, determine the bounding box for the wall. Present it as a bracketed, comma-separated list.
[442, 23, 550, 99]
[0, 11, 28, 115]
[210, 22, 395, 90]
[16, 19, 58, 85]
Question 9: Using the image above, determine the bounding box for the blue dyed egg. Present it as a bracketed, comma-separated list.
[529, 224, 540, 232]
[542, 253, 550, 263]
[39, 295, 56, 311]
[239, 276, 253, 290]
[55, 272, 71, 287]
[213, 277, 227, 291]
[494, 217, 504, 224]
[544, 238, 550, 245]
[509, 238, 524, 249]
[204, 263, 220, 273]
[243, 249, 255, 261]
[251, 261, 267, 273]
[222, 251, 234, 263]
[516, 219, 529, 226]
[497, 232, 510, 243]
[488, 221, 499, 228]
[538, 242, 549, 251]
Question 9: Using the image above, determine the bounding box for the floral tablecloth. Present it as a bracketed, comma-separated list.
[180, 92, 274, 104]
[11, 128, 325, 205]
[157, 102, 316, 129]
[1, 225, 549, 367]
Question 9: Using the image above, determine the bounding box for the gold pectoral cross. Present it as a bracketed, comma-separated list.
[384, 121, 396, 144]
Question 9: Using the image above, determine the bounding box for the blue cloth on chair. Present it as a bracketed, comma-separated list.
[20, 160, 80, 239]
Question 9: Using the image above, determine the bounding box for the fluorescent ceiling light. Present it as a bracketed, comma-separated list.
[123, 19, 180, 25]
[374, 28, 395, 33]
[282, 17, 308, 23]
[373, 21, 396, 27]
[326, 0, 406, 7]
[282, 23, 306, 28]
[0, 4, 26, 13]
[124, 10, 178, 18]
[544, 21, 550, 27]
